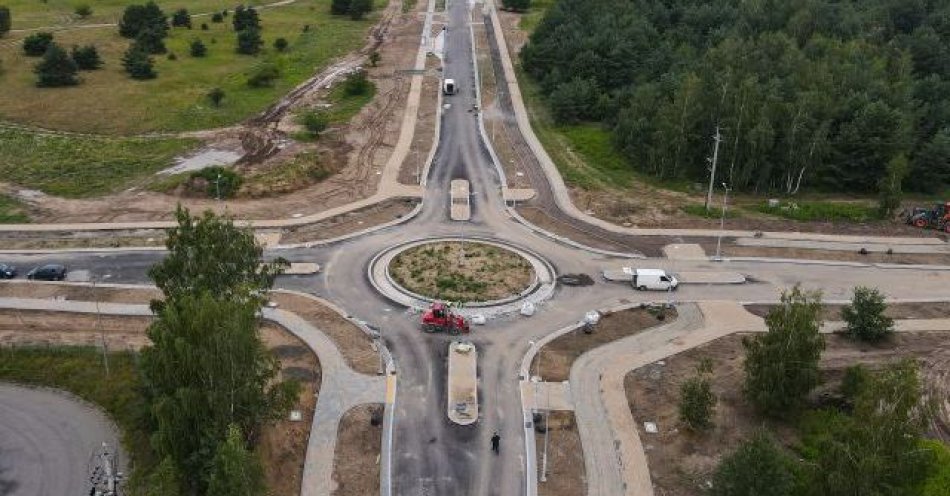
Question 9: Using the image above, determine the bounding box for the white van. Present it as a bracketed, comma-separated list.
[631, 269, 678, 291]
[443, 78, 457, 95]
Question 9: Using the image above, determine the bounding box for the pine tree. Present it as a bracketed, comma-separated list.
[349, 0, 372, 20]
[232, 5, 260, 32]
[189, 39, 207, 57]
[135, 26, 167, 54]
[122, 45, 156, 79]
[171, 8, 191, 29]
[71, 44, 102, 70]
[23, 32, 54, 56]
[331, 0, 351, 15]
[118, 1, 168, 39]
[236, 28, 262, 55]
[34, 43, 79, 87]
[0, 6, 11, 37]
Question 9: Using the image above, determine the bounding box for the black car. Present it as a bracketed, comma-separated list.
[0, 263, 16, 279]
[27, 264, 67, 281]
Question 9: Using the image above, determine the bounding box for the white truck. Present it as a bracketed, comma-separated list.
[443, 78, 457, 95]
[603, 267, 678, 291]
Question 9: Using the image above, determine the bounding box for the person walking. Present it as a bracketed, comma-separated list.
[491, 431, 500, 454]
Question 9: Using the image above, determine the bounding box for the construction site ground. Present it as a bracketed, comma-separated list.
[531, 307, 676, 383]
[716, 244, 950, 265]
[494, 8, 946, 241]
[331, 403, 384, 495]
[279, 198, 418, 244]
[744, 302, 950, 322]
[534, 411, 585, 496]
[624, 330, 950, 496]
[0, 308, 320, 495]
[7, 0, 425, 225]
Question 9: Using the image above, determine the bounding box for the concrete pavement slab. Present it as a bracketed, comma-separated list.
[662, 244, 707, 260]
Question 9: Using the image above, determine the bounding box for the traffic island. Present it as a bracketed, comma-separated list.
[447, 341, 479, 425]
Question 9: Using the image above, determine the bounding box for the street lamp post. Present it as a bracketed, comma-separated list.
[215, 173, 222, 201]
[715, 182, 730, 261]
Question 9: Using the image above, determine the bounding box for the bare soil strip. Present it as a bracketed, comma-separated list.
[280, 198, 418, 244]
[535, 411, 586, 496]
[745, 302, 950, 322]
[532, 307, 676, 382]
[719, 244, 950, 266]
[331, 404, 384, 495]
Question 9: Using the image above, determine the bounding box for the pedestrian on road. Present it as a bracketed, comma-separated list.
[491, 432, 500, 454]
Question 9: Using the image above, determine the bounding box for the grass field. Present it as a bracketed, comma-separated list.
[0, 194, 30, 222]
[0, 127, 199, 197]
[0, 346, 154, 493]
[0, 0, 379, 133]
[2, 0, 253, 30]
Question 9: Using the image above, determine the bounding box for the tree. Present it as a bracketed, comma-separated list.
[502, 0, 531, 12]
[246, 62, 279, 87]
[710, 432, 798, 496]
[71, 44, 102, 70]
[743, 286, 824, 416]
[343, 69, 371, 95]
[147, 457, 182, 496]
[877, 153, 909, 219]
[232, 5, 260, 32]
[189, 39, 207, 57]
[331, 0, 351, 15]
[841, 286, 894, 343]
[208, 87, 225, 106]
[122, 45, 156, 79]
[74, 4, 92, 18]
[141, 294, 298, 490]
[170, 8, 191, 29]
[207, 425, 266, 496]
[274, 37, 288, 52]
[119, 1, 168, 39]
[135, 26, 167, 54]
[23, 32, 54, 56]
[349, 0, 372, 20]
[236, 28, 262, 55]
[298, 110, 328, 138]
[0, 6, 11, 37]
[211, 12, 224, 23]
[147, 206, 288, 308]
[801, 360, 935, 495]
[678, 373, 716, 431]
[34, 43, 79, 87]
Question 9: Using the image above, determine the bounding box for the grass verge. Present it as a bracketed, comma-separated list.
[0, 194, 30, 223]
[755, 200, 879, 222]
[0, 346, 154, 493]
[0, 128, 199, 197]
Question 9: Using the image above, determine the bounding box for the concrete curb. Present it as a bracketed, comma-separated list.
[720, 256, 950, 271]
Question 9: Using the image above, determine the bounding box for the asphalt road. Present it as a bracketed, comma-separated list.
[0, 384, 123, 496]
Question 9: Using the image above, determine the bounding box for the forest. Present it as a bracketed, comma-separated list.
[520, 0, 950, 194]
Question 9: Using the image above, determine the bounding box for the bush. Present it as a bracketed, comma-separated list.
[170, 8, 191, 29]
[236, 28, 262, 55]
[189, 39, 207, 57]
[710, 432, 798, 496]
[678, 374, 716, 431]
[349, 0, 372, 20]
[343, 69, 371, 96]
[23, 32, 54, 57]
[331, 0, 351, 15]
[274, 37, 288, 52]
[298, 110, 329, 138]
[118, 2, 168, 39]
[200, 22, 208, 30]
[134, 26, 167, 54]
[232, 5, 260, 32]
[207, 87, 225, 107]
[71, 44, 102, 70]
[188, 166, 242, 198]
[74, 4, 92, 18]
[0, 6, 10, 37]
[211, 12, 223, 23]
[246, 62, 279, 87]
[34, 43, 79, 87]
[166, 51, 176, 61]
[122, 45, 156, 80]
[841, 286, 894, 343]
[369, 50, 381, 67]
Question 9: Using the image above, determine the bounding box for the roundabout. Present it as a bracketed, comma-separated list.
[368, 236, 557, 316]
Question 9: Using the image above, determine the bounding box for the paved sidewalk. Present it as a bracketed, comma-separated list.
[0, 297, 386, 496]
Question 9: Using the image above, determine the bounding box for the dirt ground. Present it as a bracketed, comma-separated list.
[269, 292, 381, 375]
[624, 331, 950, 495]
[331, 403, 384, 495]
[532, 307, 675, 382]
[0, 230, 167, 250]
[280, 198, 418, 244]
[11, 0, 425, 224]
[389, 241, 534, 302]
[535, 411, 586, 496]
[0, 282, 162, 304]
[718, 244, 950, 265]
[745, 302, 950, 322]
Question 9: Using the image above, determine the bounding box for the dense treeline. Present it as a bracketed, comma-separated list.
[521, 0, 950, 194]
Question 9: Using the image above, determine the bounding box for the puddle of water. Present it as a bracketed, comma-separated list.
[159, 148, 243, 175]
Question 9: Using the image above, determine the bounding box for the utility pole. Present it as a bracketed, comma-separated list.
[704, 127, 723, 210]
[93, 276, 109, 376]
[715, 183, 730, 261]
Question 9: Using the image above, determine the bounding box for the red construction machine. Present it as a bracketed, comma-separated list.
[905, 201, 950, 233]
[420, 302, 470, 335]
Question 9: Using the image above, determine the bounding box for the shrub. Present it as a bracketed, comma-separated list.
[189, 39, 207, 57]
[0, 6, 10, 37]
[349, 0, 372, 20]
[122, 45, 156, 79]
[369, 50, 381, 67]
[166, 51, 176, 60]
[246, 62, 279, 87]
[342, 69, 371, 96]
[207, 88, 225, 107]
[71, 44, 102, 70]
[170, 8, 191, 29]
[134, 26, 167, 54]
[118, 2, 168, 39]
[298, 110, 328, 138]
[211, 12, 223, 23]
[188, 166, 242, 198]
[274, 37, 288, 52]
[236, 28, 262, 55]
[74, 4, 92, 18]
[23, 32, 54, 57]
[200, 22, 208, 30]
[34, 43, 79, 87]
[841, 286, 894, 343]
[232, 5, 260, 32]
[710, 432, 798, 496]
[331, 0, 351, 15]
[678, 373, 716, 431]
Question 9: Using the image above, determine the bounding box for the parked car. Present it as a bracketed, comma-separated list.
[630, 268, 678, 291]
[27, 264, 67, 281]
[0, 263, 16, 279]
